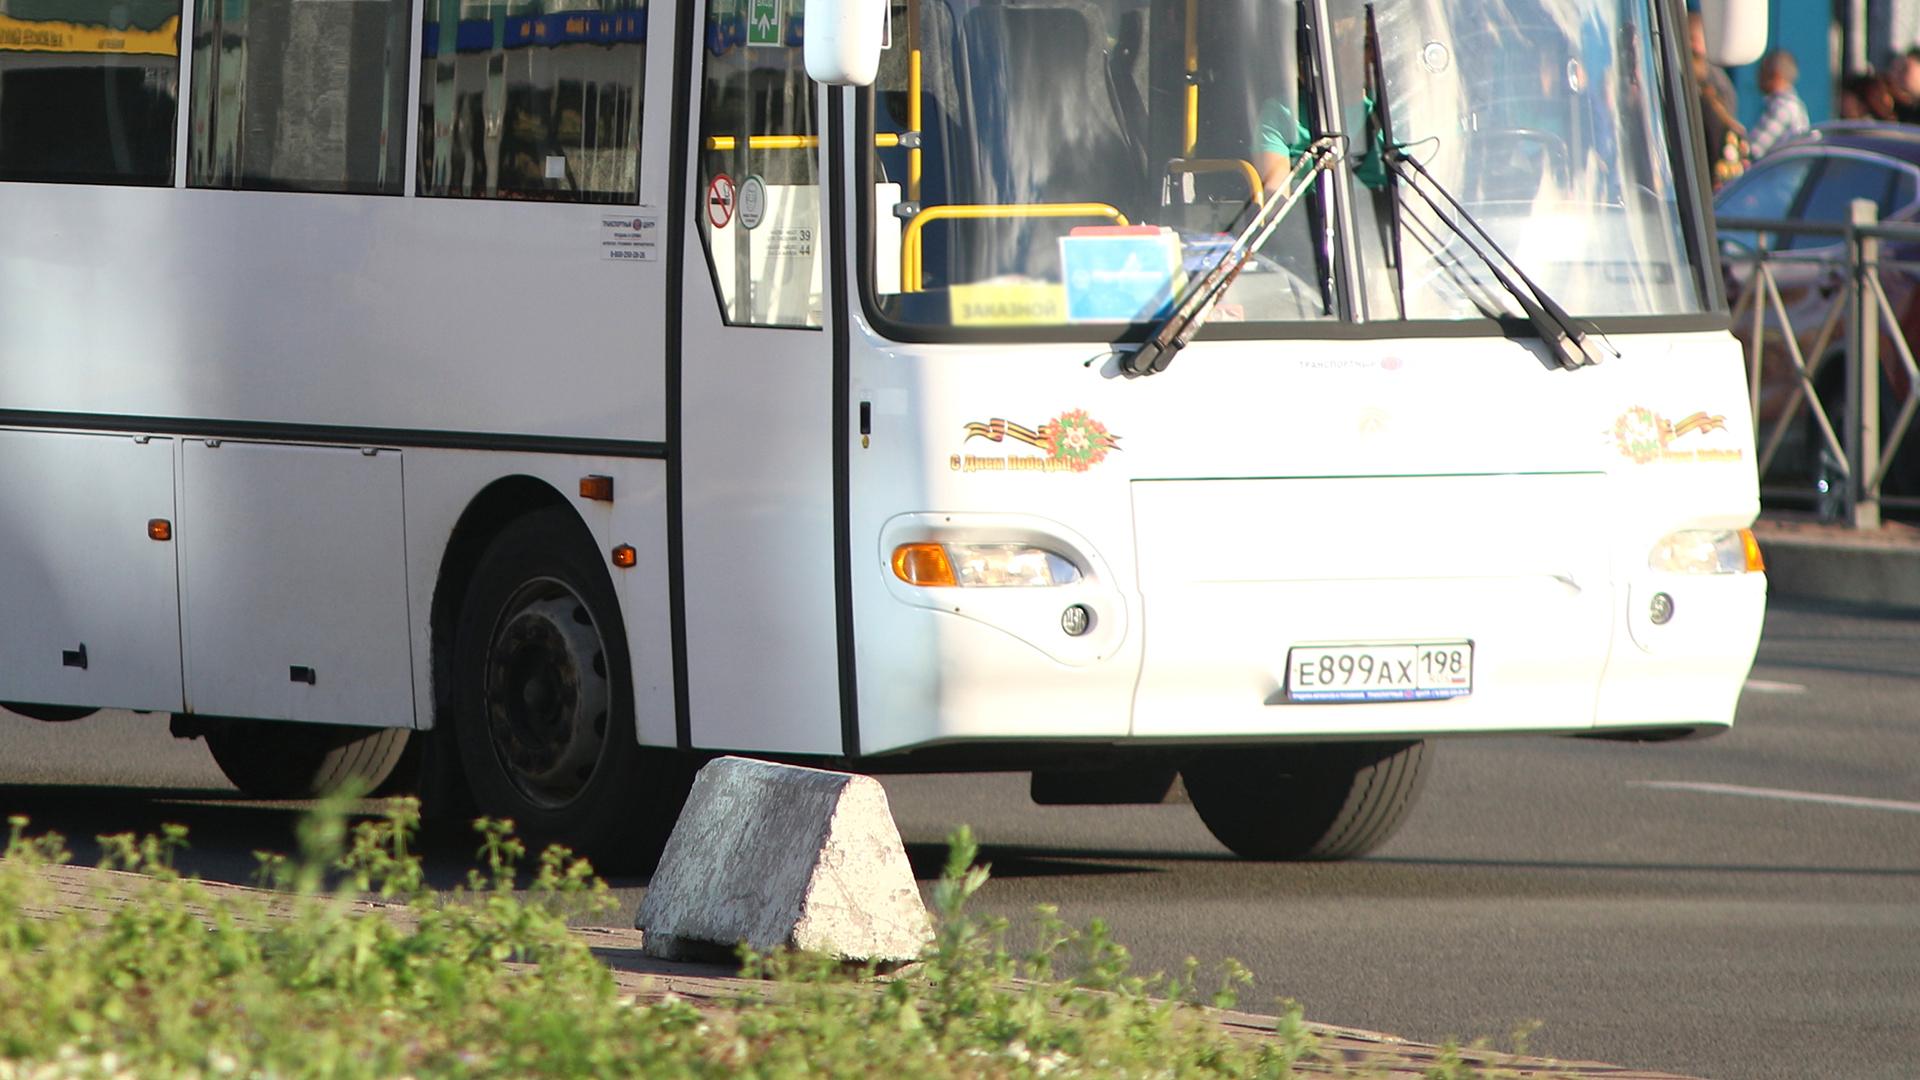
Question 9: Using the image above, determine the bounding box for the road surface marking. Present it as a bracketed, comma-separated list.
[1742, 679, 1807, 694]
[1629, 780, 1920, 815]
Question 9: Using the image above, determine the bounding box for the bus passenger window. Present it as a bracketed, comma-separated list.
[0, 1, 181, 187]
[187, 0, 409, 195]
[416, 1, 648, 203]
[695, 0, 822, 327]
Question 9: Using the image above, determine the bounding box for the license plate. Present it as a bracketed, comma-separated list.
[1286, 642, 1473, 702]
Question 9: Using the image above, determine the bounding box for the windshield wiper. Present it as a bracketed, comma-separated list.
[1120, 135, 1341, 377]
[1362, 4, 1609, 370]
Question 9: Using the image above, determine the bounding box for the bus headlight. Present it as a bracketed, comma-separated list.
[891, 543, 1082, 587]
[1646, 528, 1765, 574]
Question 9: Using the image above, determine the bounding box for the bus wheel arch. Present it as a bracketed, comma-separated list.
[445, 501, 688, 871]
[429, 477, 576, 733]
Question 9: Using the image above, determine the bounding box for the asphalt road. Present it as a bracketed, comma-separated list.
[1, 597, 1915, 1079]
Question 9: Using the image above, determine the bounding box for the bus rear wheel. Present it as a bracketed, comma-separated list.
[1182, 741, 1429, 860]
[204, 722, 410, 799]
[450, 507, 689, 873]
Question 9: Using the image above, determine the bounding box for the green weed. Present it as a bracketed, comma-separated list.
[0, 803, 1544, 1078]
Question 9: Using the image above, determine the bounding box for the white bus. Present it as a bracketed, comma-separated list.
[0, 0, 1767, 866]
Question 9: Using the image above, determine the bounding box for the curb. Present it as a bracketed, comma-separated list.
[1751, 518, 1920, 608]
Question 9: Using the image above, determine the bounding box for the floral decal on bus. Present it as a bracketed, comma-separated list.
[955, 411, 1121, 473]
[1613, 407, 1735, 464]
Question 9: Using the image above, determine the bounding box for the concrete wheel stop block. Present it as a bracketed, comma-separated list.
[634, 756, 933, 964]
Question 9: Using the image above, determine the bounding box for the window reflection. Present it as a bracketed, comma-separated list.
[417, 0, 647, 203]
[0, 0, 180, 186]
[189, 0, 409, 195]
[696, 0, 821, 327]
[868, 0, 1331, 331]
[863, 0, 1710, 335]
[1353, 0, 1702, 318]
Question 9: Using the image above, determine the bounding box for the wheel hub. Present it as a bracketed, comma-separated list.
[483, 578, 611, 808]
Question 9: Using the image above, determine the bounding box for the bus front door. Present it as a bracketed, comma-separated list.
[676, 18, 846, 756]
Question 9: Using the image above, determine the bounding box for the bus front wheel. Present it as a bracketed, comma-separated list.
[450, 507, 690, 872]
[1182, 741, 1429, 860]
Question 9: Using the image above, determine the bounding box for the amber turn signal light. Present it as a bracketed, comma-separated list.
[147, 519, 172, 542]
[580, 475, 614, 501]
[891, 543, 956, 587]
[611, 544, 637, 568]
[1739, 528, 1765, 573]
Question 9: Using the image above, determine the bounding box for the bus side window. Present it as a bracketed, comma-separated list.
[695, 0, 823, 327]
[187, 0, 410, 195]
[416, 1, 648, 203]
[0, 2, 182, 187]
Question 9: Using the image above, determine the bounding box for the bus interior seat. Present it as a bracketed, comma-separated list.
[952, 0, 1149, 281]
[1108, 9, 1152, 174]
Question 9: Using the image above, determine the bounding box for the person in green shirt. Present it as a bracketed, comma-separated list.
[1255, 94, 1387, 194]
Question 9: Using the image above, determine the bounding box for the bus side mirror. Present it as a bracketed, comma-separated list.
[1697, 0, 1767, 68]
[804, 0, 887, 86]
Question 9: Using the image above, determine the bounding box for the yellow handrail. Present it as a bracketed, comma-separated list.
[1167, 157, 1264, 206]
[902, 203, 1130, 293]
[705, 133, 902, 151]
[1183, 0, 1198, 157]
[909, 46, 923, 200]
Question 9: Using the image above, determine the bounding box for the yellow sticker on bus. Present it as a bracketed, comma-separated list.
[0, 14, 179, 57]
[948, 281, 1067, 327]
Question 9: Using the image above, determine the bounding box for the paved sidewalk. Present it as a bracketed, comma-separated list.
[21, 862, 1703, 1080]
[1752, 514, 1920, 607]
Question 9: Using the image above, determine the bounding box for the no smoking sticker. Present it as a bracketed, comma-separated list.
[707, 173, 736, 229]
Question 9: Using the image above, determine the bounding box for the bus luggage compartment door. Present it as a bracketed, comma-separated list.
[1128, 475, 1614, 738]
[178, 441, 414, 727]
[0, 431, 183, 713]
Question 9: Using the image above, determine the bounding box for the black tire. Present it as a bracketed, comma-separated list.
[2, 702, 98, 722]
[450, 507, 691, 872]
[1182, 741, 1429, 860]
[205, 722, 410, 799]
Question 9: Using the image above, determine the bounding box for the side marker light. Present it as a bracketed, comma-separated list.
[580, 475, 614, 501]
[147, 519, 172, 542]
[611, 544, 637, 568]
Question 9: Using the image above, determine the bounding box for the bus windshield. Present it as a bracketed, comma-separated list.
[862, 0, 1706, 335]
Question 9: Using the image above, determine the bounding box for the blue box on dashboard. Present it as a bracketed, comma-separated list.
[1059, 226, 1187, 323]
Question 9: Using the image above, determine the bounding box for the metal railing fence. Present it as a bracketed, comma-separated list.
[1720, 199, 1920, 528]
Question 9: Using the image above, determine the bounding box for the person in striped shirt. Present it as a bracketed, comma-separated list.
[1748, 50, 1811, 159]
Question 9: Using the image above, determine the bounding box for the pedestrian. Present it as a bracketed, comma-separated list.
[1688, 13, 1745, 186]
[1888, 47, 1920, 124]
[1748, 50, 1810, 158]
[1839, 72, 1898, 121]
[1687, 14, 1739, 119]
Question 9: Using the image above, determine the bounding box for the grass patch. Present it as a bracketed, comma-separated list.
[0, 798, 1537, 1078]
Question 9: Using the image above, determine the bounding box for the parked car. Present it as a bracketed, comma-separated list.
[1714, 121, 1920, 514]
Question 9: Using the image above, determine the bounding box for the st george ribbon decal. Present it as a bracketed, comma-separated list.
[1612, 407, 1737, 465]
[954, 410, 1121, 473]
